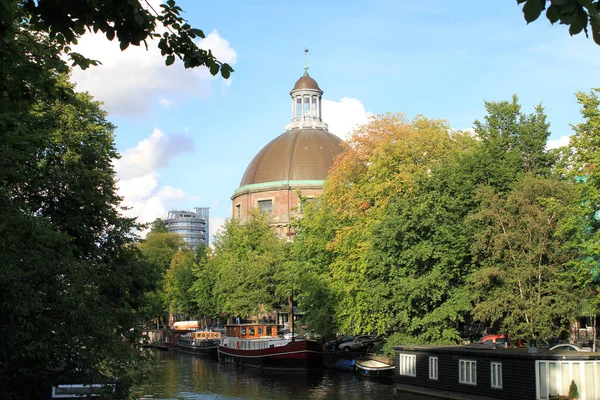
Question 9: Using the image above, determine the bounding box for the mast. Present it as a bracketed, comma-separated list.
[291, 272, 295, 342]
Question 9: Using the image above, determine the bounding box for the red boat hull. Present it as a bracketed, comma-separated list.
[218, 340, 322, 371]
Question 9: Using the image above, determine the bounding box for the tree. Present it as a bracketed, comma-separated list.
[211, 210, 288, 318]
[468, 175, 578, 342]
[0, 82, 157, 398]
[151, 218, 168, 233]
[163, 249, 198, 315]
[472, 95, 553, 194]
[190, 244, 218, 320]
[299, 113, 467, 338]
[562, 88, 600, 349]
[1, 0, 233, 75]
[517, 0, 600, 46]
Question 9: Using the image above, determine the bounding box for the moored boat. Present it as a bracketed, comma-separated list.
[355, 355, 395, 379]
[218, 323, 323, 372]
[177, 330, 221, 359]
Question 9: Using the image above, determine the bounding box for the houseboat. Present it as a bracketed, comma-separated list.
[177, 330, 221, 359]
[218, 323, 322, 371]
[394, 344, 600, 400]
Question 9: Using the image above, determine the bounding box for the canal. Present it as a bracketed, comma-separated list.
[133, 350, 438, 399]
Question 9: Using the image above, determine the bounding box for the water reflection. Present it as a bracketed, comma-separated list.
[133, 351, 436, 400]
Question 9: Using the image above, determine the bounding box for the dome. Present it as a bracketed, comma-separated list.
[291, 73, 322, 92]
[239, 128, 343, 187]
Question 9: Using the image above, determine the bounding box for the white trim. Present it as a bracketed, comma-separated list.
[491, 362, 502, 389]
[399, 353, 416, 377]
[429, 356, 438, 380]
[459, 359, 477, 385]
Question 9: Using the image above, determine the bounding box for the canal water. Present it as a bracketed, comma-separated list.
[133, 350, 438, 400]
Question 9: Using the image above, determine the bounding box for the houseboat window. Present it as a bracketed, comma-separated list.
[399, 353, 416, 377]
[429, 357, 438, 380]
[459, 359, 477, 385]
[258, 327, 263, 335]
[491, 362, 502, 389]
[249, 327, 255, 335]
[241, 327, 246, 335]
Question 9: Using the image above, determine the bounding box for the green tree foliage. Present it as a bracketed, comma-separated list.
[468, 175, 578, 342]
[151, 218, 168, 233]
[517, 0, 600, 46]
[1, 0, 233, 76]
[137, 231, 186, 318]
[163, 249, 198, 315]
[191, 244, 218, 319]
[212, 210, 288, 318]
[367, 134, 481, 345]
[0, 82, 155, 397]
[472, 95, 553, 193]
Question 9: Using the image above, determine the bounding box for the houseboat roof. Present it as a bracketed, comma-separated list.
[394, 344, 600, 360]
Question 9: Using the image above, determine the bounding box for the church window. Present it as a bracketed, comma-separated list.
[235, 204, 241, 219]
[303, 96, 310, 115]
[258, 199, 273, 213]
[296, 97, 302, 117]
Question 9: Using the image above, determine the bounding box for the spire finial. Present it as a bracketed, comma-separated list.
[303, 48, 309, 76]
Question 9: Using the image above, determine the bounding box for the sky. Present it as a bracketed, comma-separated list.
[69, 0, 600, 242]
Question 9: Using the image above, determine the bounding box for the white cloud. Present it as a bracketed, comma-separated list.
[114, 128, 193, 180]
[322, 97, 371, 141]
[114, 129, 192, 228]
[546, 135, 571, 150]
[209, 216, 225, 244]
[70, 30, 237, 116]
[159, 97, 174, 107]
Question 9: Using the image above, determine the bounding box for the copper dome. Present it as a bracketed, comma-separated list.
[291, 74, 322, 92]
[239, 128, 343, 187]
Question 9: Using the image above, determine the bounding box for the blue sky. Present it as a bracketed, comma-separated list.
[70, 0, 600, 241]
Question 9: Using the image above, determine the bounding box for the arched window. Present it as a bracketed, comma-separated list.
[303, 95, 310, 115]
[296, 97, 302, 117]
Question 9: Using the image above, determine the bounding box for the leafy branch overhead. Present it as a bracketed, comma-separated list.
[7, 0, 233, 76]
[517, 0, 600, 45]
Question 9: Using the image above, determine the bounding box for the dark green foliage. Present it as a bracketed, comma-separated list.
[0, 83, 155, 398]
[517, 0, 600, 46]
[1, 0, 233, 76]
[569, 380, 580, 399]
[468, 176, 578, 342]
[151, 218, 168, 233]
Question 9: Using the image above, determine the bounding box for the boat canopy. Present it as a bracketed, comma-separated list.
[173, 321, 201, 330]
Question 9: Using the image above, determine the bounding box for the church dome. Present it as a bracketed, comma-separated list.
[239, 128, 343, 187]
[292, 74, 321, 92]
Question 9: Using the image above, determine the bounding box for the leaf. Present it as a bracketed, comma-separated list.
[221, 67, 230, 79]
[546, 5, 561, 23]
[569, 12, 587, 35]
[191, 28, 205, 38]
[209, 64, 219, 76]
[551, 0, 571, 5]
[134, 13, 144, 27]
[523, 0, 546, 23]
[119, 40, 129, 51]
[166, 55, 175, 66]
[106, 28, 115, 41]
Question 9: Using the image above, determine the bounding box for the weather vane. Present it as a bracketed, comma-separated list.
[304, 48, 309, 73]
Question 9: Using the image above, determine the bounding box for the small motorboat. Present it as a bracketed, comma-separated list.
[355, 355, 395, 379]
[334, 358, 355, 371]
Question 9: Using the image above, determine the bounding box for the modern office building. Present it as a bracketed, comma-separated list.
[164, 207, 210, 248]
[231, 66, 344, 238]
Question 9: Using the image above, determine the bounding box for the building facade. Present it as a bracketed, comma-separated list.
[164, 207, 210, 248]
[231, 67, 344, 238]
